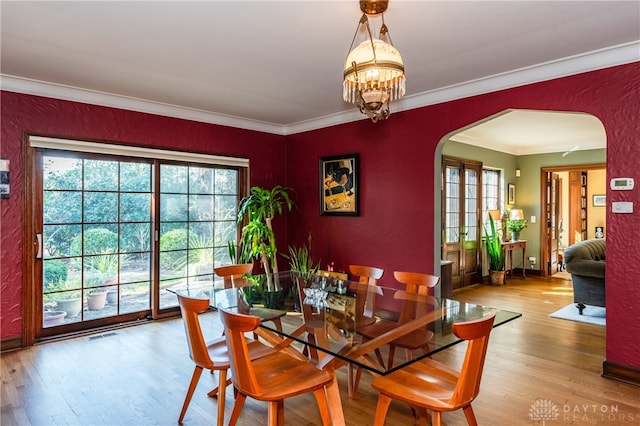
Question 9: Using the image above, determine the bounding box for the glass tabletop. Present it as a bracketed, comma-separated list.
[168, 270, 521, 375]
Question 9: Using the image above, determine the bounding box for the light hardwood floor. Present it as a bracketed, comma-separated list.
[2, 276, 639, 425]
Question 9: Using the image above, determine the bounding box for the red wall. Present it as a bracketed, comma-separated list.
[2, 62, 639, 371]
[286, 63, 640, 369]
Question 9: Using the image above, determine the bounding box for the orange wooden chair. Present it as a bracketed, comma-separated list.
[349, 264, 384, 327]
[348, 265, 384, 395]
[176, 293, 272, 425]
[219, 306, 334, 426]
[213, 263, 253, 289]
[385, 271, 440, 368]
[214, 263, 284, 332]
[370, 310, 497, 426]
[353, 271, 439, 397]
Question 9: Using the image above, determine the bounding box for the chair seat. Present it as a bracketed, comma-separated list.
[388, 329, 435, 350]
[205, 336, 231, 365]
[249, 351, 334, 400]
[371, 358, 460, 410]
[357, 319, 397, 340]
[250, 307, 287, 324]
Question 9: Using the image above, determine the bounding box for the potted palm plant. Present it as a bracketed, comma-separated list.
[237, 185, 295, 297]
[485, 213, 505, 285]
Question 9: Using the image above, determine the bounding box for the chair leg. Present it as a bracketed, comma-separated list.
[312, 388, 332, 425]
[387, 345, 396, 369]
[268, 400, 285, 426]
[415, 407, 429, 426]
[178, 366, 203, 423]
[216, 369, 228, 426]
[352, 366, 363, 399]
[207, 377, 232, 397]
[463, 405, 478, 426]
[373, 393, 393, 426]
[431, 410, 442, 426]
[307, 332, 319, 361]
[228, 393, 246, 426]
[374, 348, 386, 368]
[271, 317, 283, 331]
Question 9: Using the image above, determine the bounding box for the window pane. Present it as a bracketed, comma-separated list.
[120, 162, 151, 192]
[190, 167, 214, 194]
[43, 157, 82, 190]
[44, 224, 81, 258]
[189, 194, 213, 221]
[85, 159, 118, 191]
[215, 169, 238, 194]
[84, 192, 118, 223]
[120, 193, 151, 222]
[215, 195, 237, 220]
[120, 223, 151, 253]
[161, 194, 188, 221]
[44, 191, 82, 224]
[160, 164, 188, 193]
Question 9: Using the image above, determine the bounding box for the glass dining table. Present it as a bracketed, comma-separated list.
[169, 270, 521, 425]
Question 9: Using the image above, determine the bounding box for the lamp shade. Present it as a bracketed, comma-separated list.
[510, 209, 525, 220]
[488, 210, 502, 220]
[343, 6, 405, 122]
[343, 39, 405, 102]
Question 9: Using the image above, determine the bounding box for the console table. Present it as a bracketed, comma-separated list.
[502, 239, 527, 281]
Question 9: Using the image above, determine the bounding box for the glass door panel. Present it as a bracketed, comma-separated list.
[158, 164, 239, 310]
[42, 154, 153, 330]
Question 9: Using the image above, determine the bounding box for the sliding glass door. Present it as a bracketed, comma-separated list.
[37, 150, 242, 338]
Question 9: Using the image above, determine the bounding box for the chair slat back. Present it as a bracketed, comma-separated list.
[177, 294, 214, 369]
[214, 263, 253, 288]
[393, 271, 440, 324]
[450, 310, 496, 406]
[350, 265, 384, 319]
[349, 265, 384, 285]
[219, 307, 263, 395]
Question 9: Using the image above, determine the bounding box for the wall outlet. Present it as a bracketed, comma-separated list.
[528, 256, 536, 264]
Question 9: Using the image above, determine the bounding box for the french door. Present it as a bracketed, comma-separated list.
[545, 172, 561, 275]
[442, 157, 482, 289]
[33, 148, 242, 340]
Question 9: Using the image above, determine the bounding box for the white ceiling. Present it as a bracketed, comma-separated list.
[1, 1, 639, 153]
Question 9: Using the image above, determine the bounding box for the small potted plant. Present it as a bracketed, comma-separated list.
[87, 288, 108, 310]
[282, 234, 321, 282]
[484, 214, 505, 285]
[507, 217, 528, 241]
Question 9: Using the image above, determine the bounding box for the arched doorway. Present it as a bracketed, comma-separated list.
[434, 109, 606, 285]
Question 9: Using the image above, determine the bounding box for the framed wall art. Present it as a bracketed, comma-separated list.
[593, 194, 606, 207]
[320, 153, 359, 216]
[508, 183, 516, 204]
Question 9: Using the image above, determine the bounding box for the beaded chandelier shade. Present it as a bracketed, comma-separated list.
[343, 0, 405, 122]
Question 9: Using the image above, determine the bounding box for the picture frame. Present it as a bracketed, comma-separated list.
[507, 183, 516, 204]
[593, 194, 606, 207]
[320, 153, 359, 216]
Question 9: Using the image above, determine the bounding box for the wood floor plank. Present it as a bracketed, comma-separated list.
[1, 276, 638, 425]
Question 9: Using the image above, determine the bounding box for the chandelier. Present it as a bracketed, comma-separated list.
[343, 0, 405, 122]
